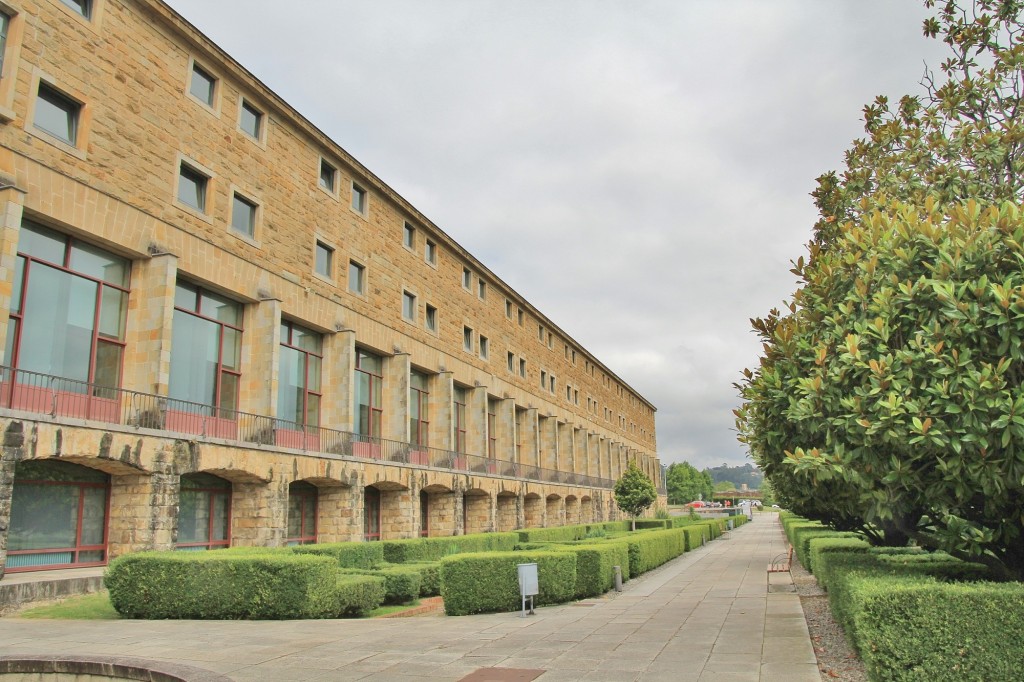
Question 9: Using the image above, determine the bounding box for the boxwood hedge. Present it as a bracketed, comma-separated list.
[291, 541, 383, 569]
[439, 550, 576, 616]
[382, 532, 518, 563]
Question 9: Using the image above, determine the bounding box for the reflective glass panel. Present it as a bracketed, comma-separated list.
[18, 263, 95, 382]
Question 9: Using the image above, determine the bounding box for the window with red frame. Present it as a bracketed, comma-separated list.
[286, 481, 317, 545]
[454, 386, 468, 454]
[176, 472, 231, 551]
[364, 486, 381, 541]
[354, 350, 382, 439]
[487, 398, 498, 459]
[410, 370, 429, 447]
[278, 321, 322, 429]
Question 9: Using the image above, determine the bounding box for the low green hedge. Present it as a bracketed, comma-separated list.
[105, 551, 342, 619]
[633, 519, 671, 530]
[807, 536, 871, 579]
[340, 564, 421, 604]
[516, 522, 630, 543]
[404, 561, 441, 596]
[439, 550, 576, 616]
[848, 576, 1024, 681]
[605, 528, 686, 576]
[544, 542, 631, 597]
[291, 541, 384, 569]
[681, 526, 708, 551]
[793, 528, 861, 572]
[382, 532, 519, 563]
[334, 574, 387, 617]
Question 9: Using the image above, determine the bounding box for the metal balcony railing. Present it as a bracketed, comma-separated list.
[0, 366, 624, 490]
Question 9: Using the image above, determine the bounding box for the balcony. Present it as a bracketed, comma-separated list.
[0, 366, 620, 490]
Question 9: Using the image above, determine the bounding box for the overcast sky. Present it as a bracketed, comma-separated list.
[165, 1, 950, 471]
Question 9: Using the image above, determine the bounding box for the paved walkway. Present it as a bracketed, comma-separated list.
[0, 514, 818, 681]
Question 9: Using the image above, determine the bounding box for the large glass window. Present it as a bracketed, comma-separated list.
[487, 398, 498, 459]
[364, 486, 381, 541]
[354, 350, 382, 438]
[7, 459, 109, 571]
[169, 282, 242, 416]
[176, 473, 231, 550]
[454, 386, 467, 454]
[287, 481, 317, 545]
[278, 321, 322, 428]
[410, 371, 429, 448]
[8, 219, 129, 395]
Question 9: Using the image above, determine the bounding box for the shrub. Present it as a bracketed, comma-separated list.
[517, 525, 586, 543]
[607, 528, 686, 576]
[850, 577, 1024, 681]
[403, 561, 441, 596]
[793, 528, 861, 572]
[439, 551, 576, 616]
[681, 526, 707, 551]
[807, 536, 871, 580]
[333, 574, 387, 617]
[340, 564, 421, 605]
[544, 543, 630, 597]
[382, 532, 518, 563]
[633, 519, 671, 530]
[291, 542, 384, 569]
[104, 551, 340, 619]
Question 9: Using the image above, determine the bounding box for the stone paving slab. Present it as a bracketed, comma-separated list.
[0, 513, 820, 681]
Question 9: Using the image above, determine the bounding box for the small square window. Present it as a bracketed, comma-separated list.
[425, 239, 437, 265]
[478, 280, 487, 300]
[315, 241, 333, 278]
[540, 370, 547, 390]
[351, 182, 367, 214]
[550, 375, 555, 392]
[462, 267, 471, 290]
[178, 163, 208, 212]
[231, 193, 257, 238]
[348, 260, 365, 295]
[403, 222, 415, 249]
[463, 326, 473, 352]
[240, 100, 262, 139]
[189, 62, 216, 107]
[505, 300, 512, 318]
[538, 325, 544, 341]
[319, 159, 337, 192]
[34, 83, 80, 145]
[519, 358, 526, 378]
[402, 290, 417, 321]
[425, 304, 437, 332]
[507, 351, 514, 373]
[60, 0, 91, 18]
[518, 308, 524, 326]
[548, 332, 553, 349]
[479, 335, 489, 360]
[564, 344, 569, 359]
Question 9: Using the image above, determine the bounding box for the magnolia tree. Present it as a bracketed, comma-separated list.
[737, 0, 1024, 580]
[614, 462, 658, 531]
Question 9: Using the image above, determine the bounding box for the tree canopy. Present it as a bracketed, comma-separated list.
[665, 462, 714, 504]
[736, 0, 1024, 580]
[614, 462, 658, 530]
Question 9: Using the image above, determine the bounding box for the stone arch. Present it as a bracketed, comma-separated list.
[524, 492, 543, 528]
[420, 483, 455, 537]
[580, 495, 594, 523]
[565, 494, 580, 525]
[364, 479, 411, 541]
[462, 487, 492, 535]
[295, 477, 356, 543]
[496, 491, 518, 532]
[545, 494, 563, 528]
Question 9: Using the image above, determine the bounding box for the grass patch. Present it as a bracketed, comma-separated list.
[367, 599, 421, 617]
[16, 592, 119, 620]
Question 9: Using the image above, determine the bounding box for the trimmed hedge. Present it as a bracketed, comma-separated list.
[633, 519, 671, 530]
[340, 564, 421, 604]
[404, 561, 441, 596]
[382, 532, 519, 563]
[848, 576, 1024, 681]
[544, 542, 631, 597]
[807, 536, 871, 579]
[605, 528, 686, 576]
[516, 522, 630, 543]
[681, 526, 708, 551]
[439, 550, 576, 616]
[334, 574, 387, 617]
[105, 551, 342, 619]
[793, 529, 861, 572]
[291, 541, 384, 569]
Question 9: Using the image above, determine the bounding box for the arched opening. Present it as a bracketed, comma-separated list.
[524, 492, 543, 528]
[177, 472, 231, 551]
[419, 489, 429, 537]
[545, 494, 563, 527]
[287, 481, 318, 545]
[462, 489, 490, 535]
[7, 459, 110, 572]
[420, 483, 454, 536]
[581, 496, 594, 523]
[565, 495, 580, 525]
[496, 491, 518, 532]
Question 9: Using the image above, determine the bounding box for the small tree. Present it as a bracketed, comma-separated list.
[614, 462, 658, 531]
[665, 461, 714, 504]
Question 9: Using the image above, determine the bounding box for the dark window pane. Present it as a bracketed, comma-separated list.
[34, 84, 79, 144]
[240, 101, 261, 138]
[231, 194, 256, 237]
[60, 0, 91, 18]
[177, 165, 207, 211]
[189, 64, 215, 106]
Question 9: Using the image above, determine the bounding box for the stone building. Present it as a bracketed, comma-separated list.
[0, 0, 661, 576]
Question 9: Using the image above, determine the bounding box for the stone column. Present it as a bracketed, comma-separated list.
[558, 421, 573, 475]
[0, 180, 25, 366]
[520, 408, 539, 469]
[0, 422, 22, 578]
[121, 253, 177, 396]
[322, 330, 355, 432]
[496, 398, 516, 471]
[574, 428, 588, 477]
[380, 485, 414, 539]
[538, 415, 557, 471]
[107, 468, 179, 557]
[317, 484, 359, 542]
[382, 352, 410, 443]
[466, 385, 488, 458]
[429, 371, 454, 452]
[588, 433, 601, 479]
[232, 478, 287, 547]
[240, 297, 281, 417]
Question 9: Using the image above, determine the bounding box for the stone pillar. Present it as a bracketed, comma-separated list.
[496, 492, 518, 531]
[317, 484, 359, 542]
[0, 181, 25, 366]
[558, 421, 573, 475]
[322, 330, 355, 432]
[426, 489, 457, 536]
[545, 496, 564, 527]
[466, 385, 488, 457]
[538, 415, 557, 471]
[574, 428, 588, 477]
[382, 353, 410, 443]
[121, 253, 178, 396]
[524, 494, 543, 528]
[240, 297, 281, 417]
[520, 408, 539, 469]
[588, 433, 601, 479]
[231, 478, 286, 547]
[380, 486, 413, 539]
[463, 492, 493, 534]
[496, 398, 516, 471]
[429, 371, 454, 451]
[453, 488, 465, 535]
[0, 421, 22, 578]
[107, 468, 179, 557]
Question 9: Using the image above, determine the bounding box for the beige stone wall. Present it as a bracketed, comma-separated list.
[0, 0, 660, 487]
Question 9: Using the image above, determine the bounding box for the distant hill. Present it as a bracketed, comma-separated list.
[704, 462, 763, 490]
